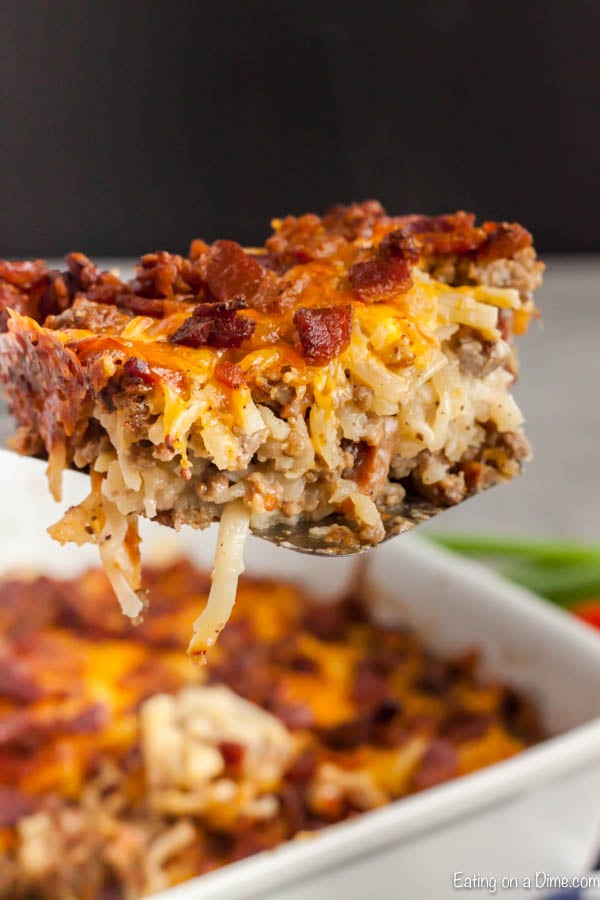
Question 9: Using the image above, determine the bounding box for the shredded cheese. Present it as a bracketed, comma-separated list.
[187, 500, 251, 662]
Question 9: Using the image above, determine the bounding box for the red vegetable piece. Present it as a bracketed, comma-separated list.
[573, 601, 600, 630]
[293, 305, 353, 365]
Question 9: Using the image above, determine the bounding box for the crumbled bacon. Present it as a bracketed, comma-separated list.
[169, 299, 255, 349]
[301, 603, 348, 641]
[412, 739, 458, 791]
[202, 240, 265, 303]
[248, 251, 290, 275]
[0, 652, 42, 703]
[0, 259, 48, 289]
[65, 252, 100, 290]
[0, 702, 108, 751]
[379, 227, 420, 263]
[320, 718, 371, 751]
[321, 200, 387, 241]
[214, 359, 247, 389]
[38, 270, 73, 321]
[123, 357, 156, 387]
[444, 709, 493, 742]
[350, 662, 390, 709]
[266, 214, 347, 268]
[342, 439, 370, 478]
[37, 253, 102, 322]
[134, 251, 196, 299]
[117, 294, 171, 318]
[268, 699, 315, 730]
[401, 212, 485, 256]
[293, 305, 352, 365]
[348, 256, 412, 300]
[63, 703, 110, 735]
[189, 239, 209, 261]
[476, 222, 533, 263]
[219, 740, 246, 769]
[0, 786, 34, 828]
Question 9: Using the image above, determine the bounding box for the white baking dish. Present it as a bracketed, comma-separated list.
[1, 449, 600, 900]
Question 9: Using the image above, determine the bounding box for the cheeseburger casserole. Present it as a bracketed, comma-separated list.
[0, 202, 543, 654]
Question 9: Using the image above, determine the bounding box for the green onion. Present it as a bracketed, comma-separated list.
[428, 534, 600, 608]
[429, 534, 600, 566]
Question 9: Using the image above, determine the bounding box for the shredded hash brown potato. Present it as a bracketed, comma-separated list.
[0, 558, 540, 899]
[0, 203, 543, 654]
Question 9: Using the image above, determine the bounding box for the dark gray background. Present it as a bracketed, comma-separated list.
[1, 0, 599, 256]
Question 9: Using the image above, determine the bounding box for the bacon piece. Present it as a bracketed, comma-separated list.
[401, 212, 484, 256]
[286, 748, 317, 781]
[476, 222, 533, 263]
[119, 294, 171, 317]
[0, 786, 35, 827]
[322, 200, 387, 240]
[348, 256, 412, 300]
[270, 699, 315, 730]
[444, 709, 493, 742]
[123, 357, 156, 387]
[293, 305, 352, 365]
[219, 740, 246, 769]
[63, 703, 109, 735]
[351, 658, 392, 709]
[342, 433, 395, 496]
[0, 651, 42, 703]
[0, 259, 48, 290]
[0, 703, 109, 751]
[189, 238, 209, 261]
[371, 697, 403, 724]
[169, 299, 255, 349]
[320, 718, 370, 750]
[37, 253, 102, 322]
[64, 252, 100, 290]
[412, 738, 458, 791]
[266, 214, 347, 268]
[38, 270, 74, 321]
[204, 240, 264, 302]
[416, 658, 451, 694]
[379, 227, 420, 263]
[134, 251, 194, 299]
[302, 603, 347, 641]
[248, 251, 289, 275]
[89, 282, 179, 319]
[215, 359, 247, 389]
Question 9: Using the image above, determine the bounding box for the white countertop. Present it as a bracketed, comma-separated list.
[1, 256, 598, 539]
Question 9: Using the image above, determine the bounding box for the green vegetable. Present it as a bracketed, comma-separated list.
[428, 534, 600, 608]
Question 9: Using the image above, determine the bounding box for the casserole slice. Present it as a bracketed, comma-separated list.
[0, 202, 543, 655]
